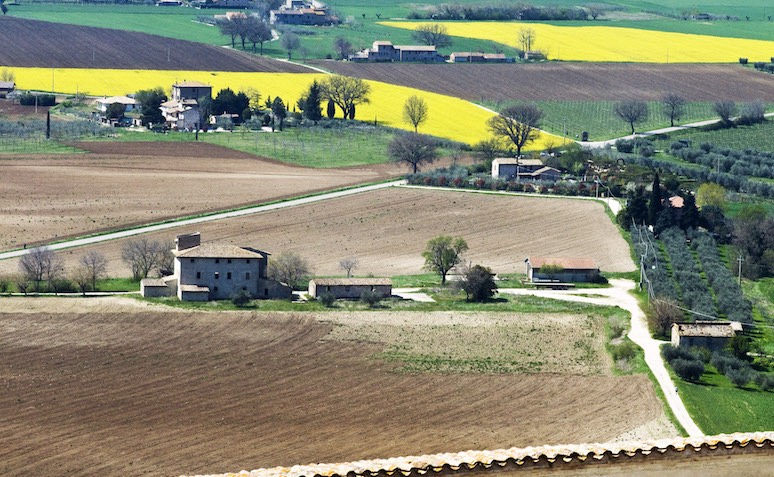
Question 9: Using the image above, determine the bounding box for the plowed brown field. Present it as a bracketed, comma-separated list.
[0, 187, 634, 277]
[0, 308, 666, 477]
[0, 142, 404, 250]
[0, 17, 309, 72]
[313, 61, 774, 102]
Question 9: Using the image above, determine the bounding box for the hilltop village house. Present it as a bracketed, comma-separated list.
[160, 81, 212, 130]
[671, 321, 743, 351]
[526, 257, 600, 283]
[491, 158, 561, 181]
[308, 278, 392, 299]
[270, 0, 334, 25]
[140, 232, 292, 301]
[348, 41, 445, 62]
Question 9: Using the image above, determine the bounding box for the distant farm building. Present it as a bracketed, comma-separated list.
[155, 0, 183, 6]
[491, 158, 560, 181]
[449, 52, 512, 63]
[193, 0, 252, 9]
[94, 96, 138, 113]
[270, 0, 335, 25]
[671, 321, 742, 351]
[348, 41, 445, 63]
[140, 232, 292, 301]
[0, 81, 15, 98]
[160, 81, 212, 130]
[526, 257, 600, 283]
[308, 278, 392, 299]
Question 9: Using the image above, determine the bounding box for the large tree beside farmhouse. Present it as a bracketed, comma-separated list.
[422, 236, 468, 285]
[487, 103, 543, 157]
[388, 132, 437, 173]
[320, 75, 370, 119]
[412, 23, 452, 48]
[135, 87, 167, 127]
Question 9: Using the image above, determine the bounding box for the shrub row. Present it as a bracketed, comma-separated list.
[691, 231, 753, 322]
[671, 143, 774, 180]
[662, 345, 705, 381]
[409, 4, 590, 21]
[660, 227, 717, 316]
[18, 93, 56, 107]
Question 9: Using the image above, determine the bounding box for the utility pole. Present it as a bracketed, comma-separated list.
[738, 255, 745, 285]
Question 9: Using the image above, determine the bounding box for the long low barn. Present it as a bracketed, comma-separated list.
[308, 278, 392, 299]
[526, 257, 600, 283]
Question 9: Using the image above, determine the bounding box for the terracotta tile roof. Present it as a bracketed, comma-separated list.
[310, 278, 392, 286]
[674, 321, 739, 338]
[530, 257, 598, 270]
[174, 244, 264, 259]
[180, 432, 774, 477]
[669, 196, 685, 208]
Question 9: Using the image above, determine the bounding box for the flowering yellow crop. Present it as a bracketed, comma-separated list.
[382, 21, 774, 63]
[4, 66, 560, 149]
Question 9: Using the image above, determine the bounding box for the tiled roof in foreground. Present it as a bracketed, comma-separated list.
[181, 432, 773, 477]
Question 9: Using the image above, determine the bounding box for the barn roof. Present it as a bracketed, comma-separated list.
[311, 278, 392, 286]
[174, 81, 211, 88]
[673, 321, 740, 338]
[0, 81, 16, 90]
[141, 278, 167, 287]
[95, 96, 137, 105]
[493, 158, 544, 167]
[174, 244, 264, 259]
[530, 257, 598, 270]
[395, 45, 438, 52]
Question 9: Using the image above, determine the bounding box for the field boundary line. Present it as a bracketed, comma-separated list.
[399, 184, 623, 215]
[0, 180, 406, 260]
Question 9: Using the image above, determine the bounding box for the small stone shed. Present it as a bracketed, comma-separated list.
[308, 278, 392, 299]
[526, 257, 600, 283]
[671, 321, 742, 351]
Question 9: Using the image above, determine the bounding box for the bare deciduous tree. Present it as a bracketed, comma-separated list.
[280, 31, 300, 59]
[71, 266, 92, 296]
[339, 257, 359, 277]
[402, 95, 429, 132]
[517, 27, 536, 56]
[411, 23, 452, 48]
[267, 252, 312, 290]
[713, 100, 737, 127]
[80, 250, 108, 292]
[487, 103, 543, 156]
[613, 100, 648, 135]
[661, 92, 686, 127]
[0, 68, 15, 83]
[333, 36, 354, 60]
[585, 3, 606, 19]
[122, 238, 165, 281]
[19, 246, 58, 292]
[245, 17, 273, 54]
[320, 75, 371, 119]
[739, 100, 765, 125]
[388, 132, 438, 174]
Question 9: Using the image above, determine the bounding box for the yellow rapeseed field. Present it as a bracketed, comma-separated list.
[5, 66, 560, 148]
[382, 21, 774, 63]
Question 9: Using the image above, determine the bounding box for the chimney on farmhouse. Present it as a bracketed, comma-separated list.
[176, 232, 201, 252]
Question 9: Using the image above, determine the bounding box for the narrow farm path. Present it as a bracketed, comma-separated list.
[499, 279, 704, 438]
[581, 112, 774, 148]
[0, 180, 406, 261]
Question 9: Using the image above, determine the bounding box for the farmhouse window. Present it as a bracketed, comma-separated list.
[196, 272, 201, 279]
[227, 272, 232, 280]
[190, 259, 195, 263]
[227, 259, 232, 264]
[264, 288, 269, 296]
[345, 286, 351, 291]
[215, 259, 220, 264]
[215, 272, 220, 280]
[245, 272, 251, 280]
[246, 259, 250, 263]
[214, 286, 218, 292]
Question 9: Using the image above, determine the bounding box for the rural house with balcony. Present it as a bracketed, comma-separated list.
[348, 41, 445, 62]
[140, 232, 292, 301]
[160, 81, 212, 130]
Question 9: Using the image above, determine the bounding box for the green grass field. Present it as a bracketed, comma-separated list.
[92, 125, 395, 168]
[651, 120, 774, 151]
[675, 364, 774, 434]
[482, 100, 720, 141]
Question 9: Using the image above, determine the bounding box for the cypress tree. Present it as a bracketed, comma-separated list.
[304, 80, 323, 123]
[679, 194, 700, 230]
[326, 99, 335, 119]
[648, 172, 662, 226]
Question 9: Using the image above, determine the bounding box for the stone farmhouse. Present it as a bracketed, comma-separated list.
[671, 321, 742, 351]
[308, 278, 392, 300]
[160, 81, 212, 130]
[0, 81, 16, 98]
[140, 232, 292, 301]
[449, 52, 512, 63]
[94, 96, 138, 113]
[491, 158, 561, 181]
[348, 41, 445, 63]
[270, 0, 334, 25]
[526, 257, 600, 283]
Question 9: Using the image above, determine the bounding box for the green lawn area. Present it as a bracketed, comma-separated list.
[651, 120, 774, 152]
[675, 364, 774, 434]
[9, 4, 227, 46]
[85, 124, 397, 168]
[481, 100, 720, 141]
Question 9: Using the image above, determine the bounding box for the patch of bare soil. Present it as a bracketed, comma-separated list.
[5, 187, 634, 279]
[0, 310, 667, 477]
[0, 142, 405, 249]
